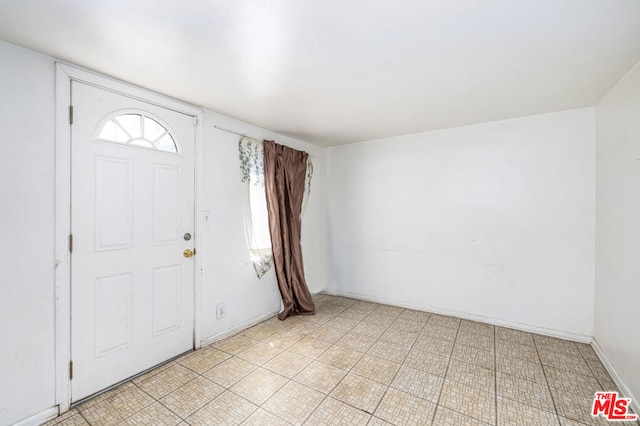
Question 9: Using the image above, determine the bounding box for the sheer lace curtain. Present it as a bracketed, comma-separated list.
[238, 136, 313, 279]
[239, 136, 273, 278]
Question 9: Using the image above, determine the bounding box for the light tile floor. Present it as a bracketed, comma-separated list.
[44, 294, 638, 425]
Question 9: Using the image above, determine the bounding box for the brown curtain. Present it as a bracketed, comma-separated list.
[263, 140, 316, 320]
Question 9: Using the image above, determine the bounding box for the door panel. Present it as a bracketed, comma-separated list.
[71, 81, 196, 402]
[94, 273, 132, 357]
[95, 156, 133, 250]
[152, 265, 182, 336]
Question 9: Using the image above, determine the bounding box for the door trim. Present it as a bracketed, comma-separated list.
[54, 63, 204, 412]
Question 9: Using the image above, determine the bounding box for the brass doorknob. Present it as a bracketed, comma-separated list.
[183, 249, 195, 258]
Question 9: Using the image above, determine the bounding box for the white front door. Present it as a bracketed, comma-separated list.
[70, 81, 196, 402]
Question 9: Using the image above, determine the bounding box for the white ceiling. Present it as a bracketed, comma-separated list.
[1, 1, 640, 146]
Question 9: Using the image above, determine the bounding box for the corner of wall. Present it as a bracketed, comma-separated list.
[592, 338, 640, 415]
[593, 56, 640, 413]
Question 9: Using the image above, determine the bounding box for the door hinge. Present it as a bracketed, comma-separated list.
[69, 234, 73, 253]
[69, 361, 73, 380]
[192, 116, 198, 126]
[69, 105, 74, 125]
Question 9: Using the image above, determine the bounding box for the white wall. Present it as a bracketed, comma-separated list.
[0, 41, 56, 425]
[199, 114, 327, 343]
[0, 40, 327, 425]
[326, 108, 595, 339]
[595, 60, 640, 410]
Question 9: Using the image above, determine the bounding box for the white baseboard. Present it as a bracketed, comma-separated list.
[592, 338, 640, 416]
[12, 407, 58, 426]
[200, 309, 280, 346]
[322, 289, 592, 343]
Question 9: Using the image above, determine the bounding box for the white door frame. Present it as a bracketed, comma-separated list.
[54, 63, 204, 412]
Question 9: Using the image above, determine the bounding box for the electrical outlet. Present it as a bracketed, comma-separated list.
[216, 303, 225, 319]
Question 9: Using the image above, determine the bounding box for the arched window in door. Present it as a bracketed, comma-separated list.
[96, 111, 180, 154]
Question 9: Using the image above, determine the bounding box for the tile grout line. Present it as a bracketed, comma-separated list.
[98, 381, 166, 426]
[367, 308, 429, 422]
[430, 323, 500, 425]
[493, 325, 498, 426]
[202, 326, 292, 424]
[148, 373, 197, 424]
[284, 313, 346, 426]
[77, 409, 91, 426]
[315, 301, 383, 422]
[429, 318, 461, 426]
[322, 299, 381, 420]
[170, 361, 238, 425]
[251, 300, 364, 425]
[326, 304, 396, 420]
[532, 336, 562, 425]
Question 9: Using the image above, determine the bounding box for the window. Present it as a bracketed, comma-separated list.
[96, 111, 179, 153]
[238, 136, 313, 278]
[239, 137, 273, 278]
